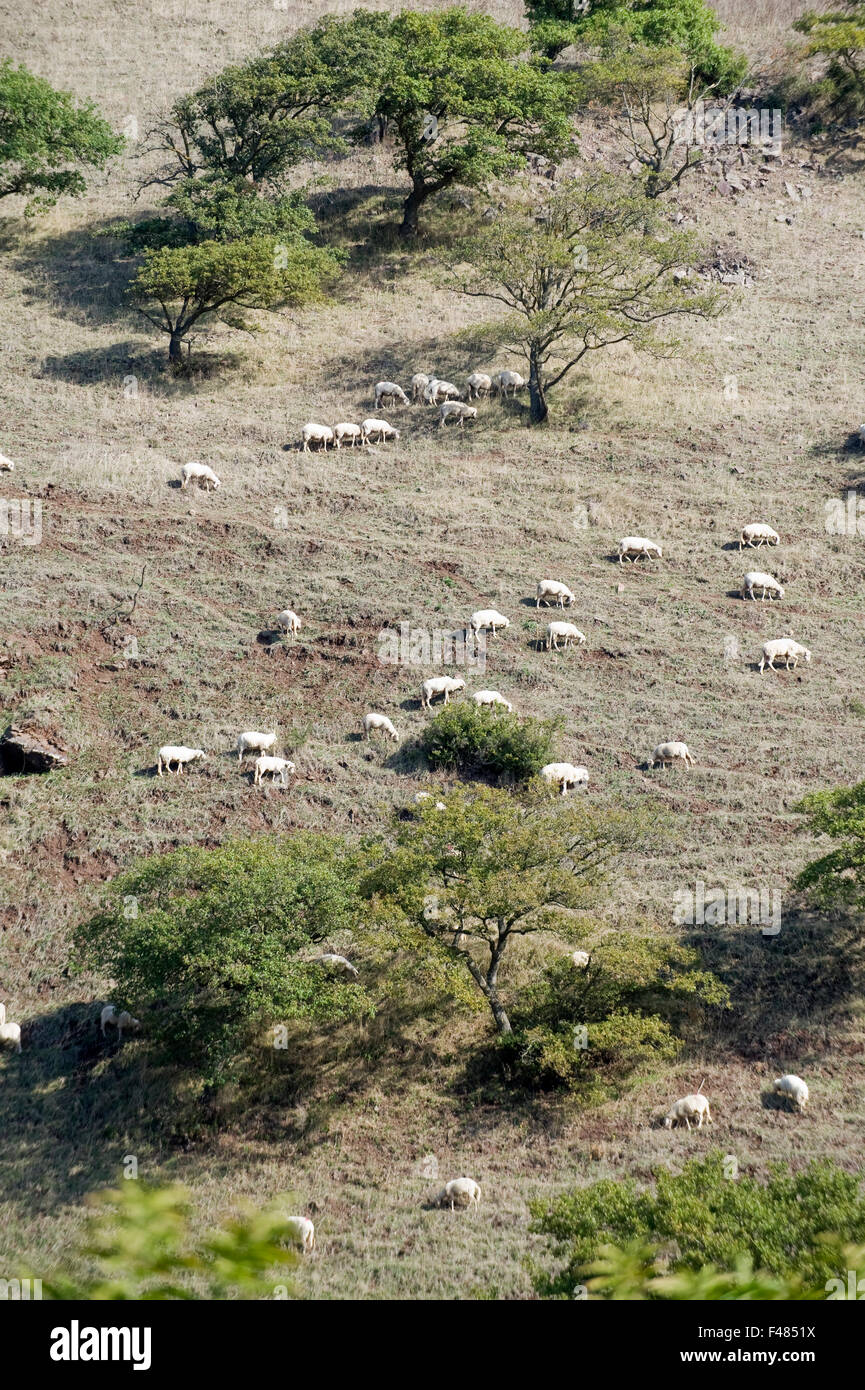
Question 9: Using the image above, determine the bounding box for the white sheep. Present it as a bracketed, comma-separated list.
[546, 621, 586, 652]
[0, 1021, 22, 1053]
[469, 609, 509, 636]
[492, 370, 525, 398]
[466, 372, 492, 400]
[0, 452, 15, 472]
[181, 462, 221, 491]
[301, 423, 334, 452]
[664, 1093, 712, 1130]
[472, 690, 513, 713]
[772, 1074, 809, 1113]
[742, 570, 784, 601]
[374, 381, 410, 409]
[415, 791, 447, 810]
[236, 731, 277, 763]
[618, 536, 662, 564]
[423, 378, 461, 406]
[740, 523, 780, 550]
[363, 712, 399, 742]
[421, 675, 466, 710]
[411, 373, 431, 402]
[253, 755, 295, 787]
[276, 609, 302, 635]
[333, 422, 363, 448]
[759, 638, 811, 673]
[285, 1216, 316, 1253]
[361, 418, 400, 445]
[439, 401, 478, 428]
[571, 950, 591, 969]
[540, 762, 589, 795]
[157, 745, 206, 776]
[537, 579, 575, 609]
[651, 741, 695, 768]
[436, 1178, 481, 1211]
[313, 953, 359, 978]
[100, 1005, 140, 1041]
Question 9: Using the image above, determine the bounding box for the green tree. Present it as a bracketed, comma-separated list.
[457, 173, 722, 423]
[794, 4, 865, 125]
[420, 702, 560, 781]
[794, 780, 865, 910]
[0, 59, 122, 213]
[74, 837, 374, 1079]
[364, 784, 652, 1035]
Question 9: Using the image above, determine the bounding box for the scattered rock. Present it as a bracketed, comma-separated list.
[0, 723, 69, 775]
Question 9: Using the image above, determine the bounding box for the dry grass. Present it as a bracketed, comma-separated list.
[1, 0, 864, 1299]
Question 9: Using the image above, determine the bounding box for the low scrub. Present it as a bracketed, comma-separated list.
[420, 702, 560, 781]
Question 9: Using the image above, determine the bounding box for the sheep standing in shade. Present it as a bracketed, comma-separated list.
[439, 402, 477, 428]
[0, 1021, 22, 1053]
[466, 372, 492, 400]
[773, 1074, 809, 1112]
[313, 954, 359, 978]
[411, 373, 431, 402]
[374, 381, 410, 409]
[492, 370, 525, 398]
[100, 1005, 140, 1042]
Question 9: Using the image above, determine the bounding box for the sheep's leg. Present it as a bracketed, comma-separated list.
[684, 1116, 691, 1130]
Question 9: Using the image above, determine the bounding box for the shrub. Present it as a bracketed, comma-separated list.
[419, 702, 560, 781]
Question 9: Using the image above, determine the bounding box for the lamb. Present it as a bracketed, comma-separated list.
[374, 381, 410, 409]
[664, 1093, 712, 1130]
[571, 950, 591, 969]
[361, 418, 400, 445]
[651, 741, 695, 768]
[466, 372, 492, 400]
[742, 570, 784, 601]
[333, 423, 363, 448]
[759, 638, 811, 673]
[363, 712, 399, 742]
[772, 1074, 809, 1113]
[540, 762, 589, 795]
[423, 378, 461, 406]
[472, 690, 513, 713]
[492, 370, 525, 398]
[157, 745, 206, 776]
[236, 731, 277, 763]
[411, 373, 431, 402]
[0, 452, 15, 472]
[618, 536, 662, 564]
[0, 1021, 22, 1053]
[181, 462, 221, 491]
[100, 1005, 140, 1041]
[301, 423, 334, 452]
[276, 609, 302, 635]
[436, 1178, 481, 1211]
[546, 621, 586, 651]
[740, 522, 780, 550]
[313, 954, 359, 978]
[285, 1216, 316, 1253]
[253, 755, 295, 787]
[469, 609, 510, 636]
[439, 401, 478, 428]
[537, 579, 575, 609]
[421, 675, 466, 709]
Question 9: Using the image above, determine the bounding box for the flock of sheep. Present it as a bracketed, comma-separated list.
[663, 1074, 809, 1131]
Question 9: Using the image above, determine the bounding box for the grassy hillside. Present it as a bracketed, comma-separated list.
[1, 0, 864, 1299]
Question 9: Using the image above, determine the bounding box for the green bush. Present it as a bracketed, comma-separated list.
[530, 1153, 865, 1296]
[420, 702, 560, 781]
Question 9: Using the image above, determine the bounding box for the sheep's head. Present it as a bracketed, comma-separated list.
[451, 678, 466, 692]
[663, 1114, 674, 1129]
[776, 585, 785, 598]
[802, 649, 811, 663]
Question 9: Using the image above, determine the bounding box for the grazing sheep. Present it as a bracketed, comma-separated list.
[740, 523, 780, 550]
[466, 372, 492, 400]
[540, 762, 589, 795]
[236, 731, 277, 763]
[363, 712, 399, 742]
[415, 791, 447, 810]
[0, 452, 15, 472]
[301, 423, 334, 452]
[492, 370, 525, 398]
[664, 1094, 712, 1130]
[253, 755, 295, 787]
[411, 373, 431, 402]
[618, 536, 662, 564]
[333, 422, 363, 448]
[361, 418, 400, 445]
[439, 401, 478, 428]
[374, 381, 410, 409]
[472, 690, 513, 713]
[469, 608, 509, 636]
[651, 741, 695, 769]
[423, 378, 461, 406]
[537, 579, 575, 609]
[421, 675, 466, 709]
[157, 745, 206, 776]
[772, 1074, 809, 1113]
[276, 609, 301, 635]
[436, 1178, 481, 1211]
[742, 570, 784, 601]
[546, 621, 586, 652]
[313, 953, 359, 978]
[759, 638, 811, 673]
[181, 462, 221, 491]
[0, 1021, 22, 1053]
[285, 1216, 316, 1253]
[571, 950, 590, 969]
[100, 1005, 140, 1041]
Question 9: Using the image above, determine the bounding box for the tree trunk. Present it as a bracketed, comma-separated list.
[528, 346, 548, 425]
[399, 182, 426, 237]
[168, 331, 184, 365]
